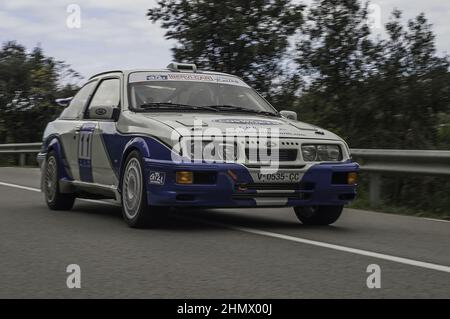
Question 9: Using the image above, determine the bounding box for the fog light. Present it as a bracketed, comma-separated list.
[176, 171, 193, 184]
[347, 172, 358, 185]
[237, 184, 248, 191]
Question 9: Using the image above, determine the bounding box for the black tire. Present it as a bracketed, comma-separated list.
[120, 151, 166, 228]
[44, 151, 75, 210]
[294, 205, 343, 225]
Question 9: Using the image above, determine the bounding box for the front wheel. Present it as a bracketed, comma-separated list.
[121, 151, 166, 228]
[44, 151, 75, 210]
[294, 205, 343, 225]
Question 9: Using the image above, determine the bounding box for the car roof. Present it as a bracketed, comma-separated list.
[88, 69, 238, 80]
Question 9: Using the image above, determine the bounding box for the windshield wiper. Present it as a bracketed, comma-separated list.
[138, 102, 278, 116]
[138, 102, 218, 112]
[205, 104, 279, 117]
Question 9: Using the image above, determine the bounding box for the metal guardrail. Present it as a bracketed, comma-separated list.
[351, 149, 450, 206]
[0, 143, 42, 166]
[351, 149, 450, 176]
[1, 143, 449, 206]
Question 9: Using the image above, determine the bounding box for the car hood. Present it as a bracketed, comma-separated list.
[139, 112, 341, 141]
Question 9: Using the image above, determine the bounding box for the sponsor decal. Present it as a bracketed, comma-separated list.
[213, 119, 282, 125]
[149, 171, 166, 185]
[95, 108, 107, 116]
[146, 74, 169, 81]
[217, 76, 242, 85]
[131, 73, 249, 87]
[167, 74, 215, 81]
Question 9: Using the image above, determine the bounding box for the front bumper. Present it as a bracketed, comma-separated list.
[143, 159, 359, 208]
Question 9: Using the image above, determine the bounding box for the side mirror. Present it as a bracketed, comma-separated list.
[55, 97, 73, 107]
[280, 110, 298, 121]
[88, 105, 120, 121]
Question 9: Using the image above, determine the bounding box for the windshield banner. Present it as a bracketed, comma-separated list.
[129, 72, 249, 87]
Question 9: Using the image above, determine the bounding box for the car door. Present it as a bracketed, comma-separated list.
[80, 77, 121, 186]
[57, 80, 97, 181]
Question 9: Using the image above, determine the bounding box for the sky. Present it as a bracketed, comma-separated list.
[1, 0, 449, 84]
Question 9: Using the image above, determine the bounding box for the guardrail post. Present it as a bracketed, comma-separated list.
[369, 173, 381, 207]
[19, 153, 26, 167]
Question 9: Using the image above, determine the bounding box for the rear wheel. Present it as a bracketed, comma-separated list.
[44, 151, 75, 210]
[294, 205, 343, 225]
[121, 151, 166, 228]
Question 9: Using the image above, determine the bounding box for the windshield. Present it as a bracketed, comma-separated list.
[128, 80, 278, 115]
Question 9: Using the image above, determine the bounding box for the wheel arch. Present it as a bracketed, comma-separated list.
[43, 136, 73, 182]
[118, 137, 150, 190]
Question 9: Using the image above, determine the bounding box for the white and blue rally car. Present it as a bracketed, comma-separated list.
[38, 63, 358, 228]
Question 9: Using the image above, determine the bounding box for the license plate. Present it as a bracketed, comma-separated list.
[256, 172, 301, 183]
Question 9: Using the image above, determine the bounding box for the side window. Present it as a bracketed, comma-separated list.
[88, 78, 120, 109]
[59, 81, 96, 119]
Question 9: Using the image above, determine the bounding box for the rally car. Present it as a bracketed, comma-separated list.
[38, 62, 358, 228]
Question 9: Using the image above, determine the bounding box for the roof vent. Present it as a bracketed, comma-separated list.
[166, 62, 197, 73]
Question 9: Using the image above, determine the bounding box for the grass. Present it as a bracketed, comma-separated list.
[349, 192, 450, 221]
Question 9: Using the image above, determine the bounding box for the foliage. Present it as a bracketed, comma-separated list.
[350, 174, 450, 220]
[294, 1, 450, 149]
[0, 41, 80, 143]
[148, 0, 304, 98]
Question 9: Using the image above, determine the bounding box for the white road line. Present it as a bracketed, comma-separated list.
[177, 216, 450, 274]
[0, 181, 119, 206]
[0, 181, 40, 193]
[1, 180, 449, 274]
[423, 218, 450, 224]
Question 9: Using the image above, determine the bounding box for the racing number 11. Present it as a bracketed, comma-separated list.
[78, 130, 92, 160]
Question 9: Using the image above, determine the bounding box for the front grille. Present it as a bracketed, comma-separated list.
[232, 182, 315, 201]
[245, 148, 298, 162]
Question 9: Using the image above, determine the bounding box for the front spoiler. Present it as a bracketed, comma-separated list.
[143, 159, 359, 208]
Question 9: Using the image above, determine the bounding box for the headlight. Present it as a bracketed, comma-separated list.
[301, 144, 342, 162]
[187, 140, 238, 162]
[301, 145, 317, 161]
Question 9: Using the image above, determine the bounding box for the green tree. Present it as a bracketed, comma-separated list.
[294, 1, 450, 150]
[293, 0, 380, 146]
[367, 11, 450, 149]
[0, 41, 80, 144]
[147, 0, 304, 99]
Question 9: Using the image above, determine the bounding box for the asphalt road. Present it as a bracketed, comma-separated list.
[0, 167, 449, 298]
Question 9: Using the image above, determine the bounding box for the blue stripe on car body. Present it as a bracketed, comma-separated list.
[78, 123, 96, 183]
